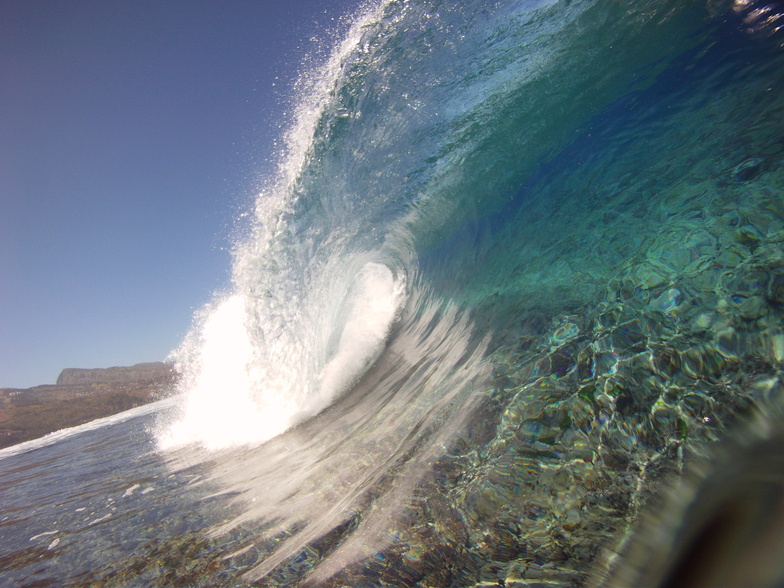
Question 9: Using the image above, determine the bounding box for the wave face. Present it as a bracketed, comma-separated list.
[159, 0, 616, 450]
[159, 0, 721, 449]
[59, 0, 784, 585]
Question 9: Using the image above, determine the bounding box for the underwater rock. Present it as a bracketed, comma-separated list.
[731, 156, 766, 182]
[651, 287, 683, 313]
[483, 522, 523, 562]
[576, 346, 595, 381]
[610, 319, 647, 351]
[716, 327, 740, 358]
[680, 392, 712, 422]
[613, 391, 635, 416]
[602, 450, 632, 472]
[681, 346, 706, 379]
[690, 264, 723, 293]
[715, 246, 748, 267]
[650, 402, 682, 443]
[738, 295, 768, 320]
[733, 224, 764, 251]
[551, 321, 579, 344]
[634, 267, 667, 290]
[691, 311, 715, 331]
[768, 332, 784, 363]
[766, 270, 784, 305]
[653, 347, 682, 377]
[592, 350, 619, 376]
[548, 348, 576, 379]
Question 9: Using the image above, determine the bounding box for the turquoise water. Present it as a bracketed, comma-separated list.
[2, 0, 784, 586]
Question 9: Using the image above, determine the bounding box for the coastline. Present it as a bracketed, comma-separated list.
[0, 363, 178, 450]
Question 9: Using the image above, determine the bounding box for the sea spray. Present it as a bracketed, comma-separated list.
[157, 295, 268, 450]
[159, 261, 406, 450]
[157, 1, 407, 450]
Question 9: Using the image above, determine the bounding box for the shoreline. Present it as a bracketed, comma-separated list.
[0, 363, 178, 450]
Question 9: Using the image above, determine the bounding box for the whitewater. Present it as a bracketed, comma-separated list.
[2, 0, 784, 586]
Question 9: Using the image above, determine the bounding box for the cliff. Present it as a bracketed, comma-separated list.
[0, 362, 178, 450]
[56, 362, 173, 386]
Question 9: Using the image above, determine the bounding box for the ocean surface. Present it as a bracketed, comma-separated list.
[2, 0, 784, 586]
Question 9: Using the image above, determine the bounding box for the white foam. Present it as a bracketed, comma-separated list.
[156, 295, 278, 450]
[88, 513, 113, 526]
[157, 263, 405, 451]
[122, 484, 141, 498]
[29, 530, 58, 542]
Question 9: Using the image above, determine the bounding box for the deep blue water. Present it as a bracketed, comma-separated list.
[2, 0, 784, 586]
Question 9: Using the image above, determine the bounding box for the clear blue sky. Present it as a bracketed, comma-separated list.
[0, 0, 359, 388]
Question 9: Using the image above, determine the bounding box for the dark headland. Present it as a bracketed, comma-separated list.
[0, 362, 178, 450]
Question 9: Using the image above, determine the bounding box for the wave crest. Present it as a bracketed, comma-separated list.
[157, 262, 405, 450]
